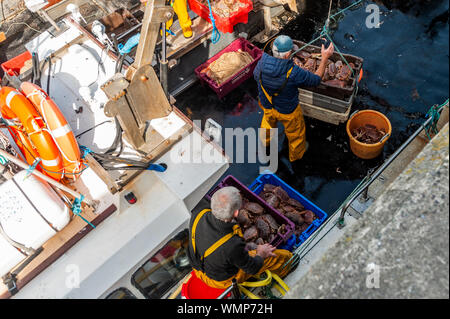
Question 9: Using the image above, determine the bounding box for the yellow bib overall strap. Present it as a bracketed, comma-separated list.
[259, 67, 294, 105]
[191, 209, 235, 263]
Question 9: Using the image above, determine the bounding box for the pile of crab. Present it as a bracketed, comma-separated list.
[293, 50, 355, 88]
[351, 124, 387, 144]
[237, 198, 288, 252]
[237, 184, 317, 251]
[260, 184, 317, 237]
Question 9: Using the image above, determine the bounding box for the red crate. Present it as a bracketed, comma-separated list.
[188, 0, 253, 34]
[1, 51, 32, 77]
[195, 38, 262, 99]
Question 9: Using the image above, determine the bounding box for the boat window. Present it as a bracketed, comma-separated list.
[105, 288, 137, 299]
[131, 229, 191, 299]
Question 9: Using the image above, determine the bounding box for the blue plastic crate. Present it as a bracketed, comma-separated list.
[249, 171, 328, 248]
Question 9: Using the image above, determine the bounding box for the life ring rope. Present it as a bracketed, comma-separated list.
[3, 118, 86, 178]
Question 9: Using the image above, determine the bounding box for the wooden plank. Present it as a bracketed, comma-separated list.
[132, 0, 166, 77]
[0, 204, 117, 299]
[300, 101, 351, 125]
[166, 16, 213, 60]
[44, 0, 91, 20]
[84, 154, 119, 194]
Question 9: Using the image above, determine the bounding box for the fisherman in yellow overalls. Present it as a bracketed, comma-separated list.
[254, 35, 335, 163]
[141, 0, 193, 38]
[187, 186, 293, 290]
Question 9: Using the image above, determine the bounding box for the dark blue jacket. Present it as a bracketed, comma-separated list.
[254, 53, 322, 114]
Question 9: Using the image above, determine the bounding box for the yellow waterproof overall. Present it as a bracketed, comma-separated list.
[259, 67, 307, 162]
[165, 0, 193, 38]
[192, 209, 293, 290]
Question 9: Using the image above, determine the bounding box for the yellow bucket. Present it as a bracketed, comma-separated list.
[346, 110, 392, 159]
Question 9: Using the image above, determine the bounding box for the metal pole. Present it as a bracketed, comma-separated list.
[116, 23, 143, 41]
[231, 279, 241, 299]
[160, 22, 169, 98]
[217, 285, 234, 299]
[337, 114, 438, 228]
[0, 149, 97, 209]
[38, 9, 61, 32]
[217, 279, 241, 299]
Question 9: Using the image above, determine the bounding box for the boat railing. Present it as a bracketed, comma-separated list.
[337, 100, 449, 228]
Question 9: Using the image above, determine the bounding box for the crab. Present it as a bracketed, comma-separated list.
[296, 51, 311, 59]
[263, 184, 277, 193]
[328, 62, 337, 77]
[237, 209, 252, 228]
[255, 217, 271, 241]
[261, 214, 280, 233]
[243, 226, 259, 242]
[352, 127, 365, 140]
[336, 64, 352, 82]
[244, 202, 264, 215]
[335, 60, 344, 69]
[284, 210, 305, 226]
[287, 198, 304, 211]
[302, 58, 317, 73]
[303, 210, 315, 224]
[280, 204, 295, 213]
[263, 193, 280, 208]
[352, 124, 386, 144]
[272, 186, 290, 202]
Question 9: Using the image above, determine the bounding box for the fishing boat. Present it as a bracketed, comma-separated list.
[0, 0, 448, 300]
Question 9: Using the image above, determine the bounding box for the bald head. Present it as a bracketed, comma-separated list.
[211, 186, 242, 222]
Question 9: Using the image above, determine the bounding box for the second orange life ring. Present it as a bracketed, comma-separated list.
[21, 82, 82, 178]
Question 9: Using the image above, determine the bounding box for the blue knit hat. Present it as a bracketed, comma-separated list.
[273, 35, 293, 53]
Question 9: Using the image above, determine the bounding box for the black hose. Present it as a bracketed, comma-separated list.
[105, 117, 123, 156]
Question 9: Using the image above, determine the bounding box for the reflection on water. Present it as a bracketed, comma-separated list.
[177, 0, 449, 214]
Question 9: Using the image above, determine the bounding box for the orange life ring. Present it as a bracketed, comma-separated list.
[0, 86, 64, 180]
[8, 126, 42, 170]
[0, 88, 39, 166]
[21, 82, 82, 179]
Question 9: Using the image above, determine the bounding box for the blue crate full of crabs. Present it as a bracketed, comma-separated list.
[249, 172, 328, 250]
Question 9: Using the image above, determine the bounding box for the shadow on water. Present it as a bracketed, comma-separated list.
[176, 0, 449, 214]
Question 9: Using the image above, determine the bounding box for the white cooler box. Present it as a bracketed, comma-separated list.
[0, 170, 70, 277]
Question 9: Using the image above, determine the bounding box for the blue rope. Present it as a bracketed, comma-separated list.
[0, 155, 7, 165]
[71, 195, 96, 229]
[425, 99, 449, 140]
[24, 158, 41, 180]
[206, 0, 220, 44]
[79, 145, 93, 159]
[161, 27, 176, 36]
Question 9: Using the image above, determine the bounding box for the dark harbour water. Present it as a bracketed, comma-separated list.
[176, 0, 449, 215]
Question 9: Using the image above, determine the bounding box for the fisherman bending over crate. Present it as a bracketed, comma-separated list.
[187, 186, 293, 290]
[254, 35, 335, 163]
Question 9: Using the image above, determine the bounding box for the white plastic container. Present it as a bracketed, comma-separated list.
[0, 170, 70, 277]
